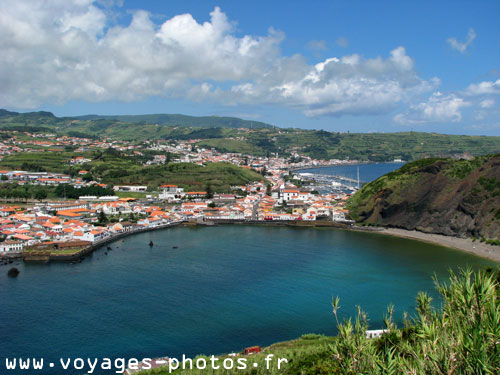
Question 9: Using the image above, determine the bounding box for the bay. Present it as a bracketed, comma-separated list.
[0, 225, 494, 374]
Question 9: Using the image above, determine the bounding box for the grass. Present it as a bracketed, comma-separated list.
[51, 248, 84, 255]
[115, 191, 149, 198]
[105, 162, 266, 192]
[138, 334, 337, 375]
[0, 151, 76, 172]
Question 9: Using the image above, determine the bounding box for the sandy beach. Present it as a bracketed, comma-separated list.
[368, 227, 500, 263]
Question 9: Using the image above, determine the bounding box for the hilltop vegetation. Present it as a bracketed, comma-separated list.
[102, 161, 266, 192]
[348, 154, 500, 240]
[0, 148, 265, 192]
[1, 109, 499, 161]
[73, 113, 274, 129]
[139, 268, 500, 375]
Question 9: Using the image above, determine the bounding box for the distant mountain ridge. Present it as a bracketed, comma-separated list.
[74, 113, 274, 128]
[0, 109, 273, 129]
[348, 155, 500, 240]
[1, 108, 500, 162]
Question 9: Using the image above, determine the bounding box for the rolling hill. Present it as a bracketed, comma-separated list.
[73, 113, 274, 129]
[1, 109, 500, 161]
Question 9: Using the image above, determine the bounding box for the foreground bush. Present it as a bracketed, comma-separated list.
[331, 267, 500, 374]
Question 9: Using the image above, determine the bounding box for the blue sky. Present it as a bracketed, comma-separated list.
[1, 0, 499, 134]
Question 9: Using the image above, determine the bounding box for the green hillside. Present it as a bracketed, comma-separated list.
[348, 154, 500, 240]
[73, 113, 274, 129]
[1, 109, 499, 161]
[103, 162, 266, 192]
[0, 149, 266, 192]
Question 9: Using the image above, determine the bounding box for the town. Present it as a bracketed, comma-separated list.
[0, 130, 357, 262]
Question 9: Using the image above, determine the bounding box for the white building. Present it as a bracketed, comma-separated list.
[113, 185, 147, 192]
[0, 241, 23, 254]
[158, 184, 184, 201]
[282, 188, 299, 201]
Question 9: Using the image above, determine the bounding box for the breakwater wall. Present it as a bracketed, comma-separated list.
[23, 222, 182, 263]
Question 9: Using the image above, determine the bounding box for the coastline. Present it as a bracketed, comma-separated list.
[15, 220, 500, 263]
[364, 227, 500, 263]
[292, 160, 405, 173]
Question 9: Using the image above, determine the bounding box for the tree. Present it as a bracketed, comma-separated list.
[266, 184, 272, 196]
[208, 201, 216, 208]
[98, 210, 108, 224]
[34, 189, 48, 201]
[82, 173, 93, 182]
[206, 183, 213, 199]
[1, 175, 8, 181]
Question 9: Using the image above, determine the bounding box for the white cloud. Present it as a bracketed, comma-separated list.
[464, 79, 500, 96]
[0, 2, 282, 108]
[447, 28, 476, 53]
[212, 46, 438, 117]
[394, 92, 470, 124]
[394, 76, 500, 126]
[0, 0, 437, 119]
[479, 99, 495, 108]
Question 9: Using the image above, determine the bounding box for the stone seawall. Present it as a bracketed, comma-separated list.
[23, 222, 182, 263]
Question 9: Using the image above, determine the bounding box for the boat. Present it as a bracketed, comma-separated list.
[7, 267, 20, 277]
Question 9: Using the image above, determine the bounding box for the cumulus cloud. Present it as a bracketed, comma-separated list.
[464, 79, 500, 96]
[394, 76, 500, 126]
[447, 28, 476, 53]
[479, 99, 495, 108]
[394, 92, 470, 125]
[0, 0, 437, 118]
[212, 46, 439, 117]
[0, 1, 282, 108]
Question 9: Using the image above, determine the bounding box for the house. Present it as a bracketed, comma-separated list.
[74, 229, 109, 242]
[243, 346, 261, 355]
[332, 210, 346, 221]
[113, 185, 147, 192]
[0, 241, 23, 254]
[160, 184, 183, 193]
[56, 208, 91, 219]
[185, 191, 207, 199]
[282, 188, 299, 201]
[119, 221, 134, 232]
[366, 329, 388, 339]
[159, 185, 184, 201]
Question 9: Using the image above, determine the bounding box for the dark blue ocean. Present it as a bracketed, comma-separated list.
[298, 162, 405, 184]
[0, 225, 494, 375]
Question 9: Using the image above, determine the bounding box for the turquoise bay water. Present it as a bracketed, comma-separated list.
[0, 225, 495, 374]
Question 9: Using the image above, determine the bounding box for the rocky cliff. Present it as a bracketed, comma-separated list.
[347, 155, 500, 239]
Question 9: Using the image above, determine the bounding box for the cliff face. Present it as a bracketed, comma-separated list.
[348, 155, 500, 239]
